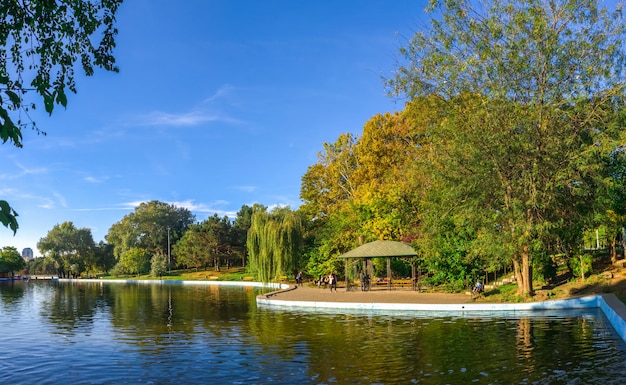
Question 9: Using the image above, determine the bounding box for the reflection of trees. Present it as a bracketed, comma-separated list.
[0, 280, 27, 307]
[244, 310, 620, 384]
[29, 282, 626, 383]
[41, 281, 113, 335]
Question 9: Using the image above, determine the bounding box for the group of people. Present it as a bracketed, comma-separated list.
[314, 272, 337, 292]
[296, 271, 338, 292]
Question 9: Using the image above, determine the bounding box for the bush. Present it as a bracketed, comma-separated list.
[568, 254, 593, 280]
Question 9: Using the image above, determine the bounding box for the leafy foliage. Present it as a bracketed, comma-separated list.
[37, 221, 95, 278]
[174, 214, 234, 271]
[0, 0, 122, 234]
[0, 246, 25, 274]
[105, 200, 195, 268]
[385, 0, 626, 296]
[247, 206, 304, 282]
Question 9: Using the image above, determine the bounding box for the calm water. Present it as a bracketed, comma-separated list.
[1, 280, 625, 384]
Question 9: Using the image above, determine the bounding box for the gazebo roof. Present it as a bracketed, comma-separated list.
[337, 240, 417, 259]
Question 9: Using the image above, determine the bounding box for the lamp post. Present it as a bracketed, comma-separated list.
[166, 226, 171, 273]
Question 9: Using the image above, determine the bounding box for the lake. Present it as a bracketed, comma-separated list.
[1, 280, 625, 384]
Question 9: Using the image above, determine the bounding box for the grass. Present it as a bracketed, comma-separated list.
[97, 267, 253, 282]
[478, 255, 626, 304]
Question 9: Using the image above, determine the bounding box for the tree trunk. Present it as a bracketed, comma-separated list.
[513, 257, 524, 296]
[521, 245, 534, 297]
[610, 236, 617, 264]
[579, 254, 586, 281]
[513, 247, 534, 298]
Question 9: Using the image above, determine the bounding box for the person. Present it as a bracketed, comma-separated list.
[360, 270, 369, 292]
[295, 271, 303, 286]
[328, 272, 337, 292]
[472, 280, 484, 296]
[359, 270, 365, 291]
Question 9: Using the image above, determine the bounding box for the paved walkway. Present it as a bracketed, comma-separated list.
[262, 283, 472, 304]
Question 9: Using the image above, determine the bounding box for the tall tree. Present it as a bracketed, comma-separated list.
[387, 0, 626, 297]
[174, 214, 233, 271]
[0, 246, 25, 275]
[37, 222, 95, 278]
[247, 206, 303, 282]
[232, 204, 254, 267]
[300, 102, 434, 278]
[0, 0, 122, 233]
[105, 200, 195, 267]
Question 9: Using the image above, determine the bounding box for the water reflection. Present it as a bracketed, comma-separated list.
[1, 280, 625, 384]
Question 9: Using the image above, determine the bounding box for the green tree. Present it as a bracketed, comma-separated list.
[37, 222, 95, 278]
[26, 256, 57, 275]
[232, 204, 254, 267]
[247, 206, 304, 282]
[0, 246, 25, 275]
[106, 200, 195, 268]
[93, 241, 116, 274]
[387, 0, 626, 297]
[116, 247, 150, 275]
[0, 0, 122, 233]
[150, 250, 168, 277]
[173, 214, 234, 271]
[173, 225, 209, 270]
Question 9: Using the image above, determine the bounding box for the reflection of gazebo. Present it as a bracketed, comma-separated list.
[337, 240, 418, 291]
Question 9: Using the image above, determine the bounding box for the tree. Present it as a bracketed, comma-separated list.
[173, 226, 208, 270]
[93, 241, 116, 274]
[105, 200, 195, 267]
[299, 102, 434, 279]
[232, 205, 254, 267]
[150, 250, 168, 277]
[0, 0, 122, 233]
[116, 247, 150, 276]
[37, 222, 95, 278]
[247, 206, 303, 282]
[387, 0, 626, 297]
[175, 214, 236, 271]
[0, 246, 25, 275]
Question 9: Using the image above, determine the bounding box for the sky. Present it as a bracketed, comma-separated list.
[1, 1, 427, 256]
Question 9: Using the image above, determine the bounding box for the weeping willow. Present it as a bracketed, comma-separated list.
[247, 208, 303, 282]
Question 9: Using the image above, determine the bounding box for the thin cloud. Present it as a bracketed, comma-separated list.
[53, 192, 67, 208]
[0, 160, 48, 180]
[203, 84, 236, 103]
[138, 110, 221, 126]
[234, 185, 257, 193]
[0, 188, 59, 210]
[84, 176, 109, 183]
[133, 110, 243, 127]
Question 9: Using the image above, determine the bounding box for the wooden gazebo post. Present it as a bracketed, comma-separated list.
[411, 262, 416, 291]
[386, 257, 392, 291]
[345, 257, 350, 291]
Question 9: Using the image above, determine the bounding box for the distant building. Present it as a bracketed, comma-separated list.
[22, 247, 34, 260]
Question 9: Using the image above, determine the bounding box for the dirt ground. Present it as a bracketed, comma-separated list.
[265, 283, 472, 304]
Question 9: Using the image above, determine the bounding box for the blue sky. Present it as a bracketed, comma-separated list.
[2, 1, 425, 256]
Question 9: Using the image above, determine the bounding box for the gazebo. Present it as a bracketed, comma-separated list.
[337, 240, 418, 291]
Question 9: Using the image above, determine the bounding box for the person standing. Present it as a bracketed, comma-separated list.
[328, 272, 337, 292]
[360, 270, 365, 291]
